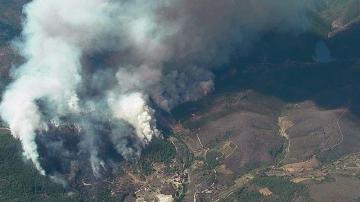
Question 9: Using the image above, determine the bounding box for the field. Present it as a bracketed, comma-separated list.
[224, 176, 310, 202]
[308, 175, 360, 202]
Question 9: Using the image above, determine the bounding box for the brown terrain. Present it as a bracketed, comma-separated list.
[166, 83, 360, 201]
[183, 91, 284, 174]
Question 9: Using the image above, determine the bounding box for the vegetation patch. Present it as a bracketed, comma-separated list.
[171, 134, 194, 169]
[137, 138, 176, 175]
[205, 149, 223, 169]
[227, 176, 310, 202]
[0, 132, 81, 202]
[270, 141, 287, 165]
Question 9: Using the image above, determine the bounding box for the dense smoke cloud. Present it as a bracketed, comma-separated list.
[0, 0, 312, 178]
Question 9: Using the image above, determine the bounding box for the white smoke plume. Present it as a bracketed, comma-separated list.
[0, 0, 165, 175]
[0, 0, 313, 177]
[108, 92, 160, 145]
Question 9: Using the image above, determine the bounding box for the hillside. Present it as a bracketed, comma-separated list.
[1, 1, 360, 202]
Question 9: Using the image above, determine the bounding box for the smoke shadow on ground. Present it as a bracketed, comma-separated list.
[218, 60, 358, 111]
[171, 31, 360, 120]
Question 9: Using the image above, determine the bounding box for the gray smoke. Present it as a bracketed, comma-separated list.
[0, 0, 312, 178]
